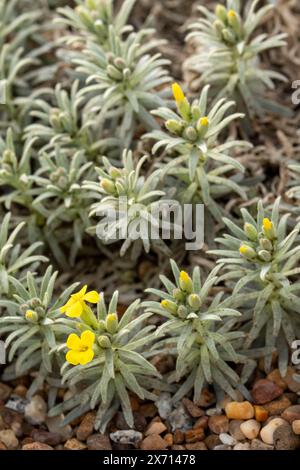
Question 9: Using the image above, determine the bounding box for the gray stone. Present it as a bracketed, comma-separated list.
[110, 430, 143, 445]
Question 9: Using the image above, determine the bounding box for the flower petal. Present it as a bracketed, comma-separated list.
[84, 290, 100, 303]
[66, 300, 83, 318]
[66, 333, 81, 350]
[75, 285, 87, 299]
[81, 330, 95, 348]
[66, 350, 80, 365]
[79, 348, 94, 365]
[60, 297, 76, 313]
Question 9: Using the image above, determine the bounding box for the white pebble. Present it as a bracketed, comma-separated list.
[233, 442, 250, 450]
[260, 418, 286, 445]
[206, 407, 223, 416]
[219, 432, 237, 446]
[240, 419, 261, 440]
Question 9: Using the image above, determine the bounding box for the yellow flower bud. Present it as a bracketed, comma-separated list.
[161, 299, 178, 315]
[239, 244, 256, 259]
[172, 82, 185, 103]
[262, 218, 276, 240]
[179, 271, 193, 293]
[171, 83, 191, 121]
[227, 10, 242, 37]
[197, 116, 209, 137]
[165, 119, 184, 135]
[101, 178, 116, 194]
[105, 313, 118, 334]
[188, 294, 202, 310]
[97, 335, 111, 348]
[25, 310, 38, 322]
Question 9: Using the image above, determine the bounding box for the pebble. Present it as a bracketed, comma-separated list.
[167, 404, 192, 431]
[193, 416, 208, 429]
[173, 429, 184, 444]
[283, 367, 300, 392]
[139, 403, 157, 418]
[240, 419, 261, 439]
[213, 444, 231, 450]
[254, 405, 268, 422]
[31, 429, 61, 446]
[292, 420, 300, 435]
[0, 441, 7, 450]
[24, 396, 47, 425]
[273, 423, 300, 450]
[0, 429, 18, 449]
[140, 435, 168, 450]
[233, 442, 250, 450]
[64, 438, 87, 450]
[281, 405, 300, 423]
[208, 415, 229, 434]
[228, 420, 245, 441]
[206, 407, 222, 416]
[145, 420, 167, 436]
[184, 428, 205, 443]
[155, 393, 172, 420]
[204, 434, 221, 450]
[115, 411, 146, 432]
[76, 412, 96, 441]
[250, 439, 274, 450]
[225, 401, 254, 420]
[264, 396, 291, 415]
[219, 433, 237, 446]
[182, 398, 204, 418]
[251, 379, 283, 405]
[46, 415, 73, 441]
[196, 388, 215, 408]
[22, 442, 53, 450]
[0, 384, 12, 402]
[87, 433, 112, 450]
[267, 369, 287, 390]
[5, 396, 28, 414]
[260, 418, 286, 445]
[164, 433, 173, 446]
[110, 430, 142, 445]
[185, 442, 207, 450]
[13, 385, 27, 398]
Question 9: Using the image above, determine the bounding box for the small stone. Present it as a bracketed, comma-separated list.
[240, 419, 261, 440]
[208, 415, 229, 434]
[228, 420, 245, 441]
[264, 396, 291, 415]
[46, 415, 73, 441]
[225, 401, 254, 420]
[281, 405, 300, 423]
[182, 398, 204, 418]
[24, 396, 47, 425]
[167, 404, 192, 431]
[140, 435, 168, 450]
[204, 434, 221, 450]
[0, 429, 18, 449]
[173, 428, 184, 444]
[172, 445, 185, 450]
[129, 396, 140, 412]
[76, 412, 96, 441]
[193, 416, 208, 429]
[145, 420, 167, 436]
[250, 438, 274, 450]
[283, 367, 300, 392]
[273, 423, 300, 450]
[251, 379, 283, 405]
[13, 385, 27, 398]
[164, 433, 173, 446]
[5, 396, 28, 414]
[22, 442, 53, 450]
[284, 392, 298, 404]
[260, 418, 286, 445]
[110, 430, 142, 445]
[196, 388, 215, 408]
[267, 369, 287, 390]
[0, 384, 12, 402]
[254, 406, 269, 422]
[87, 433, 112, 450]
[155, 393, 172, 420]
[213, 444, 231, 450]
[115, 411, 146, 432]
[292, 420, 300, 435]
[0, 441, 7, 450]
[139, 403, 157, 418]
[219, 433, 237, 446]
[185, 442, 207, 450]
[64, 438, 87, 450]
[31, 429, 61, 446]
[233, 442, 250, 450]
[184, 428, 205, 443]
[206, 407, 222, 416]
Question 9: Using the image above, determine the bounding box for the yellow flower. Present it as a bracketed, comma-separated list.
[263, 218, 272, 231]
[172, 82, 185, 104]
[262, 218, 276, 240]
[179, 270, 193, 293]
[25, 310, 38, 321]
[60, 285, 100, 318]
[228, 9, 237, 19]
[200, 117, 209, 126]
[66, 330, 95, 366]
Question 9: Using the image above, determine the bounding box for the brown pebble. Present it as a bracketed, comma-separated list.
[13, 385, 27, 398]
[172, 445, 185, 450]
[0, 429, 18, 449]
[140, 435, 168, 450]
[228, 420, 245, 441]
[22, 442, 53, 450]
[185, 442, 207, 450]
[145, 420, 167, 436]
[139, 403, 157, 418]
[87, 433, 112, 450]
[196, 389, 215, 408]
[31, 429, 61, 446]
[0, 441, 7, 450]
[164, 433, 173, 447]
[273, 423, 300, 450]
[283, 367, 300, 392]
[182, 398, 204, 418]
[208, 415, 229, 434]
[264, 396, 292, 415]
[193, 416, 208, 429]
[254, 406, 269, 422]
[173, 429, 184, 444]
[281, 405, 300, 423]
[64, 438, 87, 450]
[267, 369, 287, 390]
[292, 420, 300, 435]
[251, 379, 283, 405]
[184, 427, 205, 443]
[225, 401, 254, 420]
[76, 412, 96, 441]
[129, 396, 140, 412]
[204, 434, 221, 450]
[0, 384, 12, 402]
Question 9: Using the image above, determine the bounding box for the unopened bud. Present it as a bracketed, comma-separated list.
[215, 4, 228, 23]
[262, 218, 276, 240]
[98, 335, 111, 348]
[244, 223, 258, 241]
[188, 294, 202, 310]
[25, 310, 38, 322]
[259, 238, 273, 251]
[222, 28, 236, 44]
[179, 271, 193, 293]
[173, 288, 185, 302]
[161, 299, 178, 315]
[258, 250, 271, 262]
[101, 178, 116, 194]
[165, 119, 184, 135]
[239, 244, 256, 259]
[105, 313, 118, 334]
[184, 126, 198, 142]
